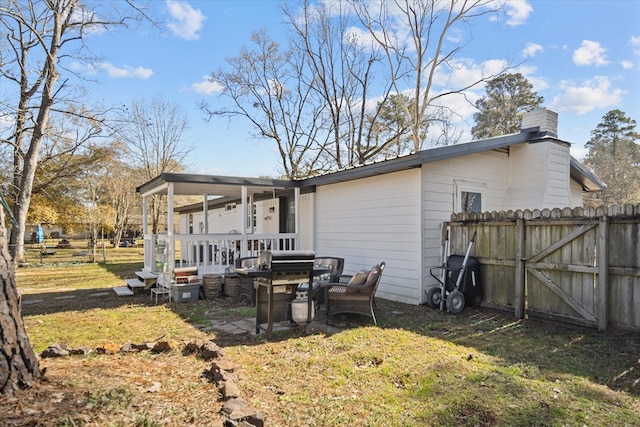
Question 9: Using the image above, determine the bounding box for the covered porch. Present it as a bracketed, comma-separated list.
[136, 173, 306, 276]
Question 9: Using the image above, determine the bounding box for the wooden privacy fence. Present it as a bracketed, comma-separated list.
[444, 204, 640, 331]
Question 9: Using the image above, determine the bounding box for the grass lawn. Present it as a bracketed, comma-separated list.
[4, 243, 640, 426]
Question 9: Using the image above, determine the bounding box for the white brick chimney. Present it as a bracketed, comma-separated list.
[521, 108, 558, 137]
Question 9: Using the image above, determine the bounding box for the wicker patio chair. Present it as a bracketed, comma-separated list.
[325, 262, 385, 326]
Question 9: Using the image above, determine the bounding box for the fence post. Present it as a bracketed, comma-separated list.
[597, 216, 609, 331]
[514, 218, 526, 319]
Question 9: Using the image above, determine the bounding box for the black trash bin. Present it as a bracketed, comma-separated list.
[442, 255, 482, 308]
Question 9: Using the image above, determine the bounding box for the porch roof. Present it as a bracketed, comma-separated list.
[136, 173, 296, 198]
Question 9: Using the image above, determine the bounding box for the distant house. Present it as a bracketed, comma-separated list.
[137, 108, 603, 305]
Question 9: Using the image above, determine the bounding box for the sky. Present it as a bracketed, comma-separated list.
[76, 0, 640, 178]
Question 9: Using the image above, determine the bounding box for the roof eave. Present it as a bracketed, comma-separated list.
[570, 157, 606, 192]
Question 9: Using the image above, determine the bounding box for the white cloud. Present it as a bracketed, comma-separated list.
[166, 0, 206, 41]
[630, 36, 640, 56]
[0, 113, 15, 131]
[433, 57, 508, 91]
[504, 0, 533, 26]
[570, 144, 588, 161]
[551, 76, 623, 115]
[192, 76, 223, 95]
[572, 40, 609, 66]
[522, 42, 543, 58]
[70, 6, 106, 35]
[621, 60, 635, 69]
[96, 62, 153, 79]
[515, 64, 548, 91]
[343, 26, 379, 51]
[446, 28, 463, 44]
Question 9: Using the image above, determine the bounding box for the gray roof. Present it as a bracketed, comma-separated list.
[301, 128, 604, 191]
[137, 127, 605, 198]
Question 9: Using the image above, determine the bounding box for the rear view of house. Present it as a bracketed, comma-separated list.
[137, 108, 603, 306]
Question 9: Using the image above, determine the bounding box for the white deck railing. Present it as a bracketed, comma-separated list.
[143, 233, 298, 275]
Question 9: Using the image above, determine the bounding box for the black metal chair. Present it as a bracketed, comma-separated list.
[298, 257, 345, 308]
[234, 256, 258, 305]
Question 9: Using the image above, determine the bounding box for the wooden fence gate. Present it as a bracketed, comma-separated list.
[444, 205, 640, 331]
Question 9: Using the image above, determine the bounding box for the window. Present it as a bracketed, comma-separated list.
[461, 191, 482, 213]
[225, 203, 236, 213]
[454, 180, 485, 213]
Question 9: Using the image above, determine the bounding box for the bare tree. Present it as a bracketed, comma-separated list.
[351, 0, 506, 151]
[0, 0, 147, 263]
[103, 160, 138, 248]
[0, 0, 149, 395]
[284, 0, 402, 169]
[204, 1, 507, 176]
[201, 30, 328, 179]
[203, 2, 410, 177]
[117, 96, 192, 233]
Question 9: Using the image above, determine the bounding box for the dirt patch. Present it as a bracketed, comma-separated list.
[0, 352, 224, 426]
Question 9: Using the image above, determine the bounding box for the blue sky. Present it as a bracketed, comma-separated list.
[79, 0, 640, 178]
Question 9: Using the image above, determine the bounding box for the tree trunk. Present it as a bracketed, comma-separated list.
[0, 209, 41, 394]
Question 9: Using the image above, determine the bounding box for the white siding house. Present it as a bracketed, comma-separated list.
[141, 109, 604, 305]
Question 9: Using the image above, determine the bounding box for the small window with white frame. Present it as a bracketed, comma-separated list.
[225, 202, 236, 213]
[454, 180, 485, 213]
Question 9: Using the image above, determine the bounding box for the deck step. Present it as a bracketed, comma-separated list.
[113, 286, 134, 296]
[134, 270, 158, 288]
[135, 270, 158, 280]
[125, 278, 146, 289]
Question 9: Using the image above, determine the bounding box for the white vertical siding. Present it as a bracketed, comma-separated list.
[314, 169, 422, 304]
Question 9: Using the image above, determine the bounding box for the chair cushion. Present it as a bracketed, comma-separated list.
[366, 265, 381, 286]
[347, 269, 369, 293]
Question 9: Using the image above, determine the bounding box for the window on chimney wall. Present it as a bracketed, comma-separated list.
[454, 180, 486, 213]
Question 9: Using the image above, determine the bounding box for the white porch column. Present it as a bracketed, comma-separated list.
[167, 183, 174, 273]
[203, 194, 209, 234]
[142, 195, 148, 235]
[241, 185, 248, 257]
[294, 187, 300, 234]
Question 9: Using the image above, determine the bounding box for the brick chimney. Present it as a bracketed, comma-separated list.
[521, 108, 558, 137]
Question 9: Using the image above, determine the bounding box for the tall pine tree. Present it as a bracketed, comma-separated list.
[583, 110, 640, 207]
[471, 73, 544, 139]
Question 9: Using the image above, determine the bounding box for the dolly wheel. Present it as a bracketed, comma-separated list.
[426, 287, 443, 309]
[448, 290, 465, 314]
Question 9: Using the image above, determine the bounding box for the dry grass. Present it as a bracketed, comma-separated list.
[5, 245, 640, 426]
